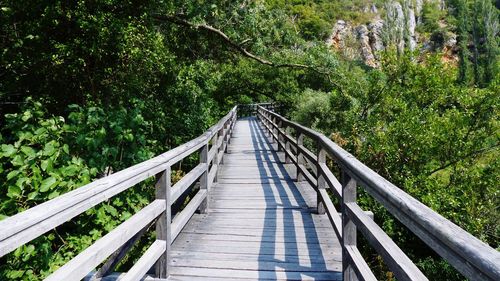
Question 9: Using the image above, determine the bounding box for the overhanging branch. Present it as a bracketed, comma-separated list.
[153, 14, 331, 77]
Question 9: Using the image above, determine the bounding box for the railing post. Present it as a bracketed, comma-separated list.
[269, 116, 275, 143]
[155, 167, 171, 278]
[214, 126, 224, 177]
[316, 145, 326, 214]
[342, 170, 357, 281]
[284, 126, 291, 164]
[296, 133, 305, 182]
[227, 112, 234, 147]
[277, 119, 283, 151]
[199, 143, 209, 213]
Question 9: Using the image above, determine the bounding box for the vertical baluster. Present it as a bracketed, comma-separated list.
[284, 126, 291, 164]
[155, 167, 171, 278]
[212, 131, 219, 183]
[342, 171, 357, 281]
[199, 143, 209, 213]
[277, 119, 283, 152]
[316, 145, 326, 215]
[269, 116, 275, 143]
[296, 133, 305, 182]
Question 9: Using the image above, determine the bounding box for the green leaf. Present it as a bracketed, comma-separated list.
[7, 270, 24, 278]
[27, 191, 38, 200]
[1, 144, 16, 157]
[7, 170, 20, 180]
[63, 144, 69, 154]
[41, 159, 53, 172]
[40, 177, 57, 192]
[11, 155, 25, 166]
[43, 142, 56, 156]
[20, 146, 36, 158]
[48, 190, 60, 199]
[0, 214, 8, 221]
[7, 185, 22, 198]
[61, 165, 79, 177]
[21, 110, 32, 121]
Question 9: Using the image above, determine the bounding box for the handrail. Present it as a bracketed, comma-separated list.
[0, 106, 238, 280]
[237, 102, 275, 118]
[257, 105, 500, 281]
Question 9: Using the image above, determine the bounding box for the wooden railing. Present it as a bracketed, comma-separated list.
[0, 106, 238, 281]
[237, 102, 275, 118]
[257, 105, 500, 281]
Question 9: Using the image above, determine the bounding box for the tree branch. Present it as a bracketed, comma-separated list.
[427, 144, 500, 176]
[153, 14, 330, 76]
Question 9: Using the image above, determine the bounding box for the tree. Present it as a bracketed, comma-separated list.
[457, 0, 472, 84]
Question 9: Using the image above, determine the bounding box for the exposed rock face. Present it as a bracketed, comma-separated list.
[415, 0, 424, 24]
[326, 0, 457, 66]
[368, 19, 385, 55]
[407, 6, 417, 50]
[326, 20, 352, 49]
[356, 25, 376, 67]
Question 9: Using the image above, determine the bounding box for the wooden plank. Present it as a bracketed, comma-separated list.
[91, 219, 155, 280]
[318, 163, 342, 199]
[198, 144, 209, 213]
[121, 240, 166, 281]
[175, 232, 339, 245]
[171, 258, 341, 272]
[155, 168, 171, 277]
[170, 164, 204, 204]
[0, 107, 237, 258]
[318, 189, 342, 241]
[171, 250, 341, 264]
[341, 171, 357, 281]
[44, 200, 165, 281]
[258, 106, 500, 281]
[169, 116, 343, 281]
[84, 273, 162, 281]
[345, 202, 427, 281]
[171, 190, 207, 241]
[169, 267, 342, 280]
[298, 164, 317, 188]
[344, 245, 377, 281]
[208, 164, 217, 186]
[173, 239, 336, 254]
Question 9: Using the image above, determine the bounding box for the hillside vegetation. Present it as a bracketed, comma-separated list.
[0, 0, 498, 280]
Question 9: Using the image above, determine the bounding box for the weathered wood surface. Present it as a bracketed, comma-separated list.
[0, 107, 237, 258]
[169, 117, 342, 280]
[258, 106, 500, 281]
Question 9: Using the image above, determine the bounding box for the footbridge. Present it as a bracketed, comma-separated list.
[0, 104, 499, 281]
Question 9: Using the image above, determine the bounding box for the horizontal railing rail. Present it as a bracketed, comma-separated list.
[237, 102, 275, 118]
[257, 105, 500, 281]
[0, 106, 238, 280]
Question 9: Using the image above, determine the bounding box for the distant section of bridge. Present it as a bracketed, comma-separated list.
[169, 117, 342, 280]
[0, 103, 499, 281]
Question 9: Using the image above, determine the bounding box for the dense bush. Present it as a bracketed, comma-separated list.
[291, 52, 499, 279]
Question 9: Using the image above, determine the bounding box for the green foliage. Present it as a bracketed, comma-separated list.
[419, 1, 446, 33]
[451, 0, 499, 86]
[0, 100, 96, 214]
[68, 100, 156, 172]
[292, 52, 499, 279]
[0, 99, 158, 280]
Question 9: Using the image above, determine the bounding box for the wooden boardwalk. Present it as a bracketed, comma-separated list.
[169, 117, 342, 280]
[2, 105, 497, 281]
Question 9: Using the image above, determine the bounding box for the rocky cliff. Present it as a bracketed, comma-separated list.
[326, 0, 457, 67]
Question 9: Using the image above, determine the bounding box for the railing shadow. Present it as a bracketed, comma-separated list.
[244, 117, 333, 280]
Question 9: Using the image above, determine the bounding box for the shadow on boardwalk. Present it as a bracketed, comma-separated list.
[169, 116, 342, 280]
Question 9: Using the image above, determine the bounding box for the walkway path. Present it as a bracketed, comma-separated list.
[169, 117, 342, 280]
